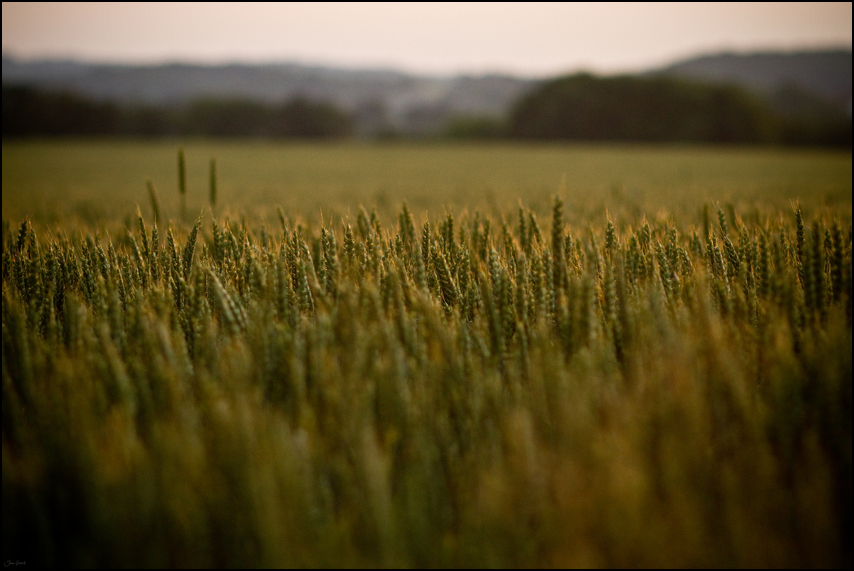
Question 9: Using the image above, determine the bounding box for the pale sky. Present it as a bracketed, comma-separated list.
[2, 2, 852, 76]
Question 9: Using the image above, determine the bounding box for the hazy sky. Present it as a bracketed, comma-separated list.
[2, 2, 852, 76]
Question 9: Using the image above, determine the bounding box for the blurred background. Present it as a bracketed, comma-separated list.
[2, 2, 851, 145]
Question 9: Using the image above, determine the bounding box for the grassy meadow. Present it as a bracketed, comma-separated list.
[2, 141, 852, 567]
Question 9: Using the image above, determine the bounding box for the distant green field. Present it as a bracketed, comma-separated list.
[3, 140, 851, 227]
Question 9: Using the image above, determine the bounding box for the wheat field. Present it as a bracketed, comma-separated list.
[2, 143, 852, 567]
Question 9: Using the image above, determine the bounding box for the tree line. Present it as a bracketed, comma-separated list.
[505, 74, 851, 147]
[2, 86, 352, 138]
[3, 75, 850, 146]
